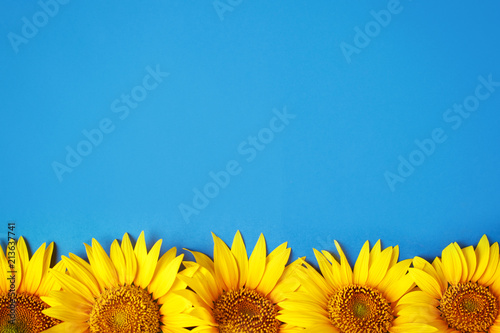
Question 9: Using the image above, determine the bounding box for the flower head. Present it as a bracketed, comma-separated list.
[0, 237, 63, 332]
[279, 240, 436, 332]
[179, 231, 303, 332]
[408, 235, 500, 332]
[42, 232, 195, 332]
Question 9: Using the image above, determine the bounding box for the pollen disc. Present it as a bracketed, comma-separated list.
[89, 285, 161, 333]
[440, 282, 498, 332]
[0, 293, 60, 333]
[213, 287, 280, 333]
[327, 284, 394, 333]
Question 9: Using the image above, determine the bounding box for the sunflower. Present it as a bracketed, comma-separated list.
[42, 232, 196, 333]
[407, 235, 500, 332]
[0, 236, 64, 332]
[278, 239, 438, 332]
[177, 231, 304, 333]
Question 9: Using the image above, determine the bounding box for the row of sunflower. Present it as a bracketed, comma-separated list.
[1, 231, 499, 333]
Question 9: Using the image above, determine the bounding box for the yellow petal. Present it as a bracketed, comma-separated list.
[89, 239, 119, 289]
[23, 243, 46, 294]
[367, 247, 392, 288]
[41, 242, 55, 280]
[461, 246, 477, 282]
[257, 246, 290, 296]
[378, 259, 412, 295]
[408, 268, 442, 299]
[389, 323, 438, 333]
[148, 254, 184, 299]
[334, 240, 353, 285]
[441, 243, 462, 285]
[430, 258, 448, 292]
[61, 255, 101, 297]
[353, 241, 370, 285]
[390, 245, 400, 267]
[133, 231, 148, 263]
[41, 321, 88, 333]
[37, 260, 66, 296]
[178, 266, 218, 307]
[453, 243, 468, 283]
[314, 249, 341, 290]
[0, 246, 10, 292]
[49, 269, 95, 304]
[231, 231, 248, 289]
[184, 249, 215, 277]
[369, 240, 382, 269]
[135, 239, 162, 288]
[268, 258, 303, 302]
[42, 306, 89, 323]
[413, 256, 444, 292]
[17, 237, 29, 276]
[302, 261, 333, 297]
[42, 290, 92, 313]
[212, 232, 239, 291]
[384, 274, 414, 303]
[479, 242, 499, 286]
[110, 239, 126, 285]
[121, 233, 138, 285]
[471, 234, 490, 282]
[246, 234, 267, 289]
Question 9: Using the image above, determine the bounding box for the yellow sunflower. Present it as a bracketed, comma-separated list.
[0, 236, 64, 332]
[42, 232, 197, 333]
[407, 235, 500, 333]
[177, 231, 304, 333]
[278, 239, 437, 332]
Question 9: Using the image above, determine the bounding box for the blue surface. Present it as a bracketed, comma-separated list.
[1, 1, 499, 264]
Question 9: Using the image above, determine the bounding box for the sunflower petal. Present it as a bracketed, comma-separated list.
[441, 243, 462, 285]
[257, 246, 290, 296]
[471, 234, 490, 282]
[461, 246, 477, 282]
[353, 241, 370, 285]
[334, 240, 353, 285]
[478, 242, 499, 286]
[136, 239, 162, 288]
[110, 239, 126, 286]
[231, 231, 249, 289]
[408, 268, 442, 299]
[247, 234, 267, 289]
[367, 246, 392, 288]
[89, 239, 119, 289]
[213, 233, 239, 291]
[121, 233, 138, 285]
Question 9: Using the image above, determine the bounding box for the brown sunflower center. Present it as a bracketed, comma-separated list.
[89, 284, 160, 333]
[327, 284, 394, 333]
[440, 282, 498, 332]
[0, 292, 60, 333]
[213, 287, 280, 333]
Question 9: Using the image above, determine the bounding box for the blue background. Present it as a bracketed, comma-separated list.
[1, 1, 499, 264]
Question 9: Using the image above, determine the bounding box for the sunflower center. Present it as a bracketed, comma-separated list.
[327, 284, 394, 333]
[440, 282, 498, 332]
[213, 287, 280, 333]
[0, 292, 60, 333]
[89, 284, 160, 333]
